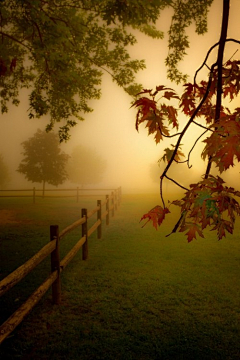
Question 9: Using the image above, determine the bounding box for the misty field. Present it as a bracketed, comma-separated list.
[0, 194, 240, 359]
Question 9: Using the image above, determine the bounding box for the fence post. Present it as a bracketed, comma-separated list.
[111, 191, 115, 217]
[106, 195, 109, 225]
[97, 200, 102, 239]
[50, 225, 61, 305]
[33, 187, 36, 204]
[114, 190, 118, 211]
[77, 187, 79, 203]
[118, 187, 121, 206]
[82, 208, 88, 260]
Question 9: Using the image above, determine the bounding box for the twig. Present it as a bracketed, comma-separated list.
[194, 38, 240, 85]
[165, 175, 189, 191]
[160, 61, 217, 182]
[187, 129, 208, 168]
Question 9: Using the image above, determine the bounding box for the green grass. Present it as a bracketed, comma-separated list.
[0, 194, 240, 359]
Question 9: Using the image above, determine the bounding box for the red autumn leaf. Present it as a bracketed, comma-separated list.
[180, 97, 196, 115]
[183, 224, 204, 242]
[136, 88, 153, 96]
[133, 97, 157, 116]
[163, 91, 180, 100]
[140, 206, 170, 230]
[166, 105, 179, 129]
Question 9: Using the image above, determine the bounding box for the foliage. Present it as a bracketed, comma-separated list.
[0, 153, 10, 189]
[0, 0, 212, 141]
[166, 0, 213, 83]
[133, 1, 240, 241]
[17, 129, 69, 192]
[67, 144, 107, 186]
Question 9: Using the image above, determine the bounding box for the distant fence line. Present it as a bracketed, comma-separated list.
[0, 187, 121, 203]
[0, 187, 121, 344]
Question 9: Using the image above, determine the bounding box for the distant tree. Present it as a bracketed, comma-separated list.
[17, 129, 69, 196]
[149, 162, 161, 184]
[67, 145, 107, 187]
[0, 154, 10, 189]
[0, 0, 213, 141]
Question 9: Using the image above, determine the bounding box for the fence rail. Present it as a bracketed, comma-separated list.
[0, 187, 121, 344]
[0, 187, 121, 203]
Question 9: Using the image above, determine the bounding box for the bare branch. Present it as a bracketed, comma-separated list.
[165, 175, 189, 191]
[160, 61, 217, 181]
[187, 129, 208, 168]
[194, 38, 240, 84]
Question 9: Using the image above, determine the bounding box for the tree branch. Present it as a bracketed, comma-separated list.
[165, 175, 189, 191]
[160, 62, 217, 181]
[204, 0, 230, 179]
[194, 38, 240, 84]
[187, 129, 208, 168]
[0, 31, 31, 50]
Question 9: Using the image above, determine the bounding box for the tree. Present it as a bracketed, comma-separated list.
[0, 0, 213, 141]
[133, 0, 240, 241]
[17, 129, 69, 196]
[67, 145, 107, 187]
[0, 154, 10, 189]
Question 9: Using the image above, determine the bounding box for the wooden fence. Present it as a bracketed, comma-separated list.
[0, 187, 121, 344]
[0, 187, 120, 203]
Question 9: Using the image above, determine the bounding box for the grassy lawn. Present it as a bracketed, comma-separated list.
[0, 194, 240, 359]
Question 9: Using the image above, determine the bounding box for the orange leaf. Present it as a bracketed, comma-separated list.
[140, 206, 170, 230]
[184, 224, 204, 242]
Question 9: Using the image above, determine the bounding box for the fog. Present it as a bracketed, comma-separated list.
[1, 0, 240, 194]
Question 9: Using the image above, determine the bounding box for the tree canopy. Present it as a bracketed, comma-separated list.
[17, 129, 69, 195]
[133, 0, 240, 241]
[0, 0, 213, 141]
[67, 145, 107, 186]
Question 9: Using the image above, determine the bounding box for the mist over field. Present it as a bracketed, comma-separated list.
[1, 0, 240, 196]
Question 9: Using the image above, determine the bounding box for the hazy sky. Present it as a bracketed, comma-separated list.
[1, 0, 240, 193]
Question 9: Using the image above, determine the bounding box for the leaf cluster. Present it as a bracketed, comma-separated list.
[171, 176, 240, 241]
[0, 0, 213, 141]
[134, 59, 240, 241]
[133, 86, 180, 144]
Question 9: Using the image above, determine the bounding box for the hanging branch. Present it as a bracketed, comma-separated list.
[159, 61, 217, 206]
[204, 0, 230, 179]
[194, 38, 240, 84]
[187, 129, 208, 168]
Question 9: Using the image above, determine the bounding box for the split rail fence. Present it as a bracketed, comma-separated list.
[0, 187, 120, 203]
[0, 187, 121, 344]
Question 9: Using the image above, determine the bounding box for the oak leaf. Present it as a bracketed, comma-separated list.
[140, 206, 170, 230]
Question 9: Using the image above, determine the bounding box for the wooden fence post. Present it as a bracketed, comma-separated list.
[50, 225, 61, 305]
[106, 195, 109, 225]
[114, 190, 118, 211]
[118, 187, 121, 206]
[33, 187, 36, 204]
[111, 191, 115, 217]
[82, 208, 88, 260]
[97, 200, 102, 239]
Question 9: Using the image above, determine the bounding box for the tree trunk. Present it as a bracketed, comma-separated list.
[205, 0, 230, 178]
